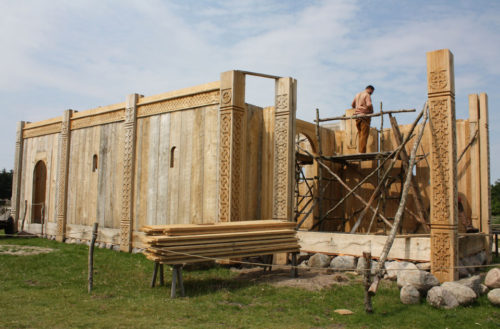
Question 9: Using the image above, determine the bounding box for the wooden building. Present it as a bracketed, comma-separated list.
[11, 49, 491, 282]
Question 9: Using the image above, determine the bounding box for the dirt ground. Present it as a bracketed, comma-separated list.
[0, 244, 55, 256]
[232, 267, 359, 291]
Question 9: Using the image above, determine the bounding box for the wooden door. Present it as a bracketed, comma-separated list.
[32, 160, 47, 223]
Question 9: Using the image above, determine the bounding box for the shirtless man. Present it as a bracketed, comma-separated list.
[351, 85, 375, 153]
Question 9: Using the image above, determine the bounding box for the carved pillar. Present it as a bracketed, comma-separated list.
[11, 121, 25, 230]
[56, 110, 73, 242]
[479, 93, 491, 260]
[120, 94, 139, 252]
[272, 77, 297, 220]
[427, 49, 458, 282]
[218, 71, 246, 222]
[468, 94, 481, 230]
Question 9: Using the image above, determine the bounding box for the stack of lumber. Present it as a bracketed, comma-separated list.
[141, 220, 300, 264]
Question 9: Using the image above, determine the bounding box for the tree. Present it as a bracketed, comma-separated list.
[0, 169, 13, 200]
[491, 179, 500, 216]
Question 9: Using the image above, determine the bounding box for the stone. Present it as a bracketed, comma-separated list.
[426, 286, 460, 309]
[334, 309, 353, 315]
[458, 260, 470, 278]
[456, 275, 483, 296]
[441, 282, 477, 305]
[479, 284, 489, 295]
[386, 261, 418, 280]
[106, 243, 113, 249]
[485, 268, 500, 289]
[298, 260, 308, 268]
[330, 255, 357, 271]
[112, 245, 120, 251]
[487, 288, 500, 306]
[308, 253, 331, 268]
[400, 285, 420, 304]
[98, 242, 106, 249]
[298, 252, 310, 263]
[397, 270, 439, 293]
[416, 262, 431, 271]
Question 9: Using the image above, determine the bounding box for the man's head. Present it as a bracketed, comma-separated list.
[365, 85, 375, 94]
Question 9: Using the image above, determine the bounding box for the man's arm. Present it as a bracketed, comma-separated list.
[366, 94, 373, 113]
[351, 97, 356, 109]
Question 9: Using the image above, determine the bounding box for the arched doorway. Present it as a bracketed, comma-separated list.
[32, 160, 47, 223]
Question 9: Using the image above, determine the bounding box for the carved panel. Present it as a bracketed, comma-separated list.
[71, 110, 125, 130]
[432, 232, 451, 278]
[221, 89, 232, 106]
[276, 94, 289, 110]
[23, 122, 61, 138]
[120, 102, 137, 251]
[230, 111, 243, 220]
[218, 112, 231, 222]
[56, 111, 72, 241]
[429, 69, 448, 91]
[10, 122, 25, 223]
[137, 90, 219, 118]
[273, 116, 289, 218]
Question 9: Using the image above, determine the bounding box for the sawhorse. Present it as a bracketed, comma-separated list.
[151, 263, 185, 298]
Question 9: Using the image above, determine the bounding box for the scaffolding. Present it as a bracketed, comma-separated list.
[294, 104, 431, 234]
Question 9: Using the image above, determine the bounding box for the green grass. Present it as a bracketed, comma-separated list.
[0, 237, 499, 329]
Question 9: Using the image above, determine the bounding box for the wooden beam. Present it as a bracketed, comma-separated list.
[479, 93, 491, 260]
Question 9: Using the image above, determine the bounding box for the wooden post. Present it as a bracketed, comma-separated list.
[56, 110, 73, 242]
[10, 121, 25, 231]
[468, 94, 481, 230]
[88, 222, 99, 293]
[427, 49, 458, 282]
[363, 251, 373, 313]
[272, 77, 297, 220]
[218, 71, 246, 222]
[479, 93, 491, 260]
[120, 94, 139, 252]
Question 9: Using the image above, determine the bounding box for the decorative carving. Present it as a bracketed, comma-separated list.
[430, 69, 448, 90]
[218, 112, 231, 221]
[23, 122, 61, 138]
[10, 122, 25, 223]
[230, 111, 243, 220]
[120, 101, 137, 251]
[273, 116, 289, 218]
[138, 90, 220, 118]
[276, 94, 289, 110]
[56, 110, 72, 241]
[221, 89, 232, 106]
[432, 232, 451, 277]
[71, 110, 125, 130]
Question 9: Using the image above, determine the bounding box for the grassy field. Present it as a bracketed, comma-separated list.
[0, 236, 499, 329]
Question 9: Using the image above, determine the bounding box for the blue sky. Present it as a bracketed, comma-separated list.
[1, 0, 499, 180]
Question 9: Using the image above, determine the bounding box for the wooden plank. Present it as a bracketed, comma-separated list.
[297, 231, 431, 262]
[147, 115, 160, 225]
[149, 238, 298, 251]
[202, 106, 219, 223]
[157, 113, 171, 225]
[190, 108, 204, 224]
[148, 229, 295, 243]
[468, 94, 481, 230]
[151, 235, 297, 247]
[478, 93, 490, 235]
[168, 111, 182, 224]
[178, 110, 194, 224]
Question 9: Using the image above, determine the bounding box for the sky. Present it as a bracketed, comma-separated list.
[1, 0, 499, 180]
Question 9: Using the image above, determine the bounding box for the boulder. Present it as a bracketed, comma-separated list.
[397, 270, 439, 293]
[330, 255, 357, 271]
[106, 243, 113, 249]
[458, 260, 470, 278]
[400, 285, 420, 304]
[456, 275, 483, 296]
[386, 261, 418, 280]
[298, 260, 308, 268]
[441, 282, 477, 305]
[487, 288, 500, 306]
[308, 253, 331, 268]
[416, 262, 431, 271]
[485, 268, 500, 289]
[479, 284, 489, 295]
[427, 286, 460, 309]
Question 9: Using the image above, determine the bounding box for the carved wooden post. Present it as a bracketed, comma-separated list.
[479, 93, 491, 259]
[218, 71, 246, 222]
[11, 121, 25, 230]
[272, 77, 297, 220]
[468, 94, 481, 230]
[427, 49, 458, 282]
[120, 94, 139, 252]
[56, 110, 73, 242]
